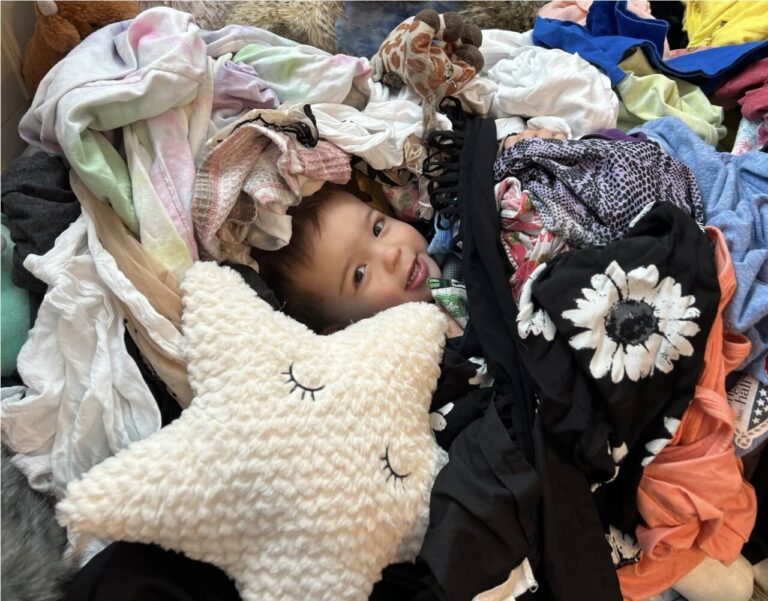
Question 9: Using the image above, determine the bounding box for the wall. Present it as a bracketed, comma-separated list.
[1, 1, 36, 170]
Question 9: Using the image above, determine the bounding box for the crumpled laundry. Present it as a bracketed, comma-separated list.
[19, 8, 207, 240]
[633, 117, 768, 383]
[537, 0, 671, 55]
[515, 202, 720, 486]
[485, 44, 619, 139]
[232, 40, 372, 105]
[496, 177, 569, 303]
[0, 152, 81, 295]
[493, 136, 704, 248]
[457, 30, 617, 137]
[19, 8, 376, 276]
[617, 49, 725, 146]
[313, 100, 451, 173]
[683, 0, 768, 49]
[479, 29, 536, 71]
[429, 278, 469, 329]
[616, 226, 757, 601]
[533, 0, 768, 93]
[732, 117, 766, 156]
[192, 104, 351, 268]
[211, 58, 279, 130]
[0, 210, 167, 500]
[73, 175, 191, 407]
[711, 57, 768, 122]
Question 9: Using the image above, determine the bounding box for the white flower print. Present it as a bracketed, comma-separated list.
[641, 416, 682, 467]
[628, 202, 656, 229]
[562, 261, 700, 384]
[606, 525, 641, 566]
[517, 263, 556, 341]
[468, 357, 494, 388]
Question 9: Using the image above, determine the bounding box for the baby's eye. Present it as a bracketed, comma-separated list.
[354, 266, 366, 287]
[373, 219, 384, 237]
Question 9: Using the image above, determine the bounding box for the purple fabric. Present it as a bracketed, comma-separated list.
[493, 137, 703, 248]
[212, 61, 279, 125]
[581, 129, 648, 143]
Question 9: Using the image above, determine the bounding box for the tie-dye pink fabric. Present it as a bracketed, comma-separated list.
[192, 105, 351, 265]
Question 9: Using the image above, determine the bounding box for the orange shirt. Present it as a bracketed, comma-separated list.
[617, 226, 757, 601]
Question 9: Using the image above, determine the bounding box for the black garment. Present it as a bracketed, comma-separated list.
[124, 332, 183, 427]
[426, 99, 538, 461]
[429, 347, 494, 450]
[523, 203, 719, 541]
[532, 420, 623, 601]
[650, 0, 688, 49]
[743, 444, 768, 564]
[419, 403, 541, 601]
[416, 101, 545, 601]
[63, 542, 241, 601]
[226, 263, 281, 311]
[1, 152, 81, 295]
[64, 543, 435, 601]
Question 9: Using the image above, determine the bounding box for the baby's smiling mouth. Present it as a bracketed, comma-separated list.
[406, 256, 427, 290]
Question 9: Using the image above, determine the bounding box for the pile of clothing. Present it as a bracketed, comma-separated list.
[1, 2, 767, 601]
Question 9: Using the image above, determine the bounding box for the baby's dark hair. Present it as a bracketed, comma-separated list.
[252, 190, 331, 332]
[253, 182, 369, 332]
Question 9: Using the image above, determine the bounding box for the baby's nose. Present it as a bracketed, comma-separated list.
[383, 246, 401, 272]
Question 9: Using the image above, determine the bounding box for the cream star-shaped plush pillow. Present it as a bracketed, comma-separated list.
[58, 262, 450, 601]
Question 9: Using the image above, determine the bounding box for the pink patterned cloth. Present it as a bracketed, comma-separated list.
[192, 105, 351, 268]
[496, 177, 569, 302]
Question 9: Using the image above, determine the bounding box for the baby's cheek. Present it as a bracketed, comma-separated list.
[378, 289, 411, 310]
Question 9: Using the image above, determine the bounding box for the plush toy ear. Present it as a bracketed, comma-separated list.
[36, 7, 82, 54]
[36, 0, 58, 15]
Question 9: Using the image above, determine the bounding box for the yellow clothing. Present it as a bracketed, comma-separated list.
[684, 0, 768, 48]
[617, 49, 725, 146]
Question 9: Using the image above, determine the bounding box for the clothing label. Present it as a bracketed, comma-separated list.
[728, 374, 768, 456]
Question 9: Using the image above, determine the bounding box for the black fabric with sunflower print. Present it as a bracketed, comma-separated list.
[518, 202, 720, 539]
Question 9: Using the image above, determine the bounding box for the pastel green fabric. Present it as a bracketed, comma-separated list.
[1, 221, 30, 377]
[617, 49, 725, 146]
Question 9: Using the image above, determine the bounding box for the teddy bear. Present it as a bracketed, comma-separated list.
[371, 9, 484, 133]
[22, 0, 138, 94]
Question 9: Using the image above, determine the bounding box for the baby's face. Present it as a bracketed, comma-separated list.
[293, 191, 442, 327]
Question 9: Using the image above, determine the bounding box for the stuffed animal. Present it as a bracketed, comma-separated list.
[138, 1, 344, 53]
[458, 1, 546, 33]
[22, 0, 138, 94]
[371, 9, 484, 133]
[58, 261, 450, 601]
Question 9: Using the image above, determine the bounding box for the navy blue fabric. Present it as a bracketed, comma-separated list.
[532, 1, 768, 93]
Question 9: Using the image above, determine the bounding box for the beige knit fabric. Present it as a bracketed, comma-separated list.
[58, 261, 449, 601]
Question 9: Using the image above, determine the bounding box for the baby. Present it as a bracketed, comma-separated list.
[255, 128, 567, 335]
[255, 185, 464, 336]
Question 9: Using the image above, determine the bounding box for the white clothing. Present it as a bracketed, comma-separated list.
[486, 45, 619, 138]
[0, 211, 179, 500]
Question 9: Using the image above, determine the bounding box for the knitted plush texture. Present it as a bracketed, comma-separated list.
[58, 261, 449, 601]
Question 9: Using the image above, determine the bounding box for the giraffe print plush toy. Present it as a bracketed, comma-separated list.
[371, 9, 484, 133]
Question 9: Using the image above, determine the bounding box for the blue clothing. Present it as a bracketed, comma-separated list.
[631, 117, 768, 383]
[532, 1, 768, 93]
